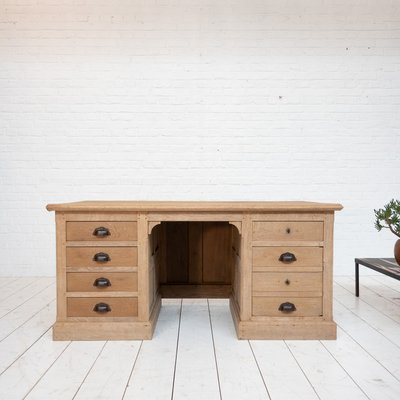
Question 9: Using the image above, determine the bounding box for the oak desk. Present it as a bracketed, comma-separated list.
[47, 201, 342, 340]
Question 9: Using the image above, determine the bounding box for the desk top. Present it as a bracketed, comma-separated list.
[46, 201, 343, 213]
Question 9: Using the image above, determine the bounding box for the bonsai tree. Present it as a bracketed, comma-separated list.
[374, 199, 400, 238]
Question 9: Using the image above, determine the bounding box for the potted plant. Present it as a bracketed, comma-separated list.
[374, 199, 400, 265]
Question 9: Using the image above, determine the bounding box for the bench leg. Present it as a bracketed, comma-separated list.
[355, 262, 359, 297]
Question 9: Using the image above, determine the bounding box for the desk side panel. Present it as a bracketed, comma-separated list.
[56, 212, 67, 321]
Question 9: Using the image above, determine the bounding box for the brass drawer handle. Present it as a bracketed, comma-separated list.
[93, 252, 111, 263]
[93, 302, 111, 313]
[93, 277, 111, 288]
[279, 252, 297, 263]
[93, 227, 110, 237]
[279, 302, 296, 313]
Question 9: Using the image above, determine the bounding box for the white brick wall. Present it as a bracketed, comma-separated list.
[1, 0, 399, 276]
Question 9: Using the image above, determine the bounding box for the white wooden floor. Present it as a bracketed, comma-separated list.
[1, 276, 400, 400]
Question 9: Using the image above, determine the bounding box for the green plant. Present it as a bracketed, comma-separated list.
[374, 199, 400, 238]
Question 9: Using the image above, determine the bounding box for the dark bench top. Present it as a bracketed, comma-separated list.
[355, 258, 400, 280]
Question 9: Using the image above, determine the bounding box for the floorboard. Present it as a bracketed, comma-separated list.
[0, 284, 55, 341]
[358, 276, 400, 306]
[173, 299, 220, 400]
[24, 341, 106, 400]
[0, 276, 399, 400]
[0, 277, 54, 318]
[333, 300, 400, 377]
[286, 339, 369, 400]
[74, 341, 142, 400]
[209, 299, 269, 400]
[334, 282, 400, 345]
[371, 275, 400, 293]
[336, 276, 400, 323]
[0, 330, 69, 400]
[0, 301, 55, 373]
[123, 300, 181, 400]
[322, 328, 400, 400]
[250, 340, 318, 400]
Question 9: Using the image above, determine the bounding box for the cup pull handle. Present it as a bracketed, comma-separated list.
[93, 227, 110, 237]
[279, 302, 297, 313]
[93, 302, 111, 313]
[279, 252, 297, 263]
[93, 277, 111, 288]
[93, 252, 111, 263]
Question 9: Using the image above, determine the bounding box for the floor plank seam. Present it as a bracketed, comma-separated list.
[169, 299, 182, 400]
[333, 296, 400, 351]
[334, 281, 400, 327]
[371, 274, 400, 294]
[0, 325, 55, 377]
[358, 282, 400, 307]
[319, 338, 373, 400]
[248, 341, 272, 400]
[0, 281, 55, 320]
[335, 320, 400, 384]
[283, 340, 322, 400]
[207, 299, 222, 400]
[72, 340, 108, 399]
[369, 276, 400, 294]
[0, 278, 42, 302]
[0, 299, 56, 343]
[21, 339, 73, 399]
[121, 340, 144, 400]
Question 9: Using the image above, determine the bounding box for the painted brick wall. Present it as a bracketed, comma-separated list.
[1, 0, 399, 276]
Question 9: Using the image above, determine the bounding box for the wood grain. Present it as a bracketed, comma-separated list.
[66, 272, 138, 292]
[66, 247, 137, 268]
[160, 284, 231, 298]
[47, 201, 343, 212]
[252, 296, 322, 317]
[67, 297, 138, 317]
[66, 221, 137, 241]
[166, 222, 189, 283]
[252, 246, 323, 268]
[202, 222, 233, 284]
[253, 221, 324, 241]
[188, 222, 203, 284]
[252, 272, 322, 293]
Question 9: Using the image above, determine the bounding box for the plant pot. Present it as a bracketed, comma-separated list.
[395, 239, 400, 265]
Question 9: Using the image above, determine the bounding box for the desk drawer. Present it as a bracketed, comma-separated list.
[253, 272, 322, 293]
[252, 247, 323, 268]
[66, 247, 137, 268]
[67, 297, 138, 317]
[66, 221, 137, 241]
[253, 221, 323, 241]
[67, 272, 138, 292]
[253, 297, 322, 317]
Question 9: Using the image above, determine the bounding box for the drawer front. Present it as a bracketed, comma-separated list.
[253, 272, 322, 293]
[66, 247, 137, 268]
[66, 221, 137, 241]
[67, 272, 138, 292]
[253, 297, 322, 317]
[253, 221, 323, 241]
[67, 297, 138, 317]
[253, 247, 323, 268]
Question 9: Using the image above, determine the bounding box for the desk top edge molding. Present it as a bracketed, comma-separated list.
[46, 201, 343, 213]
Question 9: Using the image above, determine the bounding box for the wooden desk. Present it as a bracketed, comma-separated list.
[46, 201, 342, 340]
